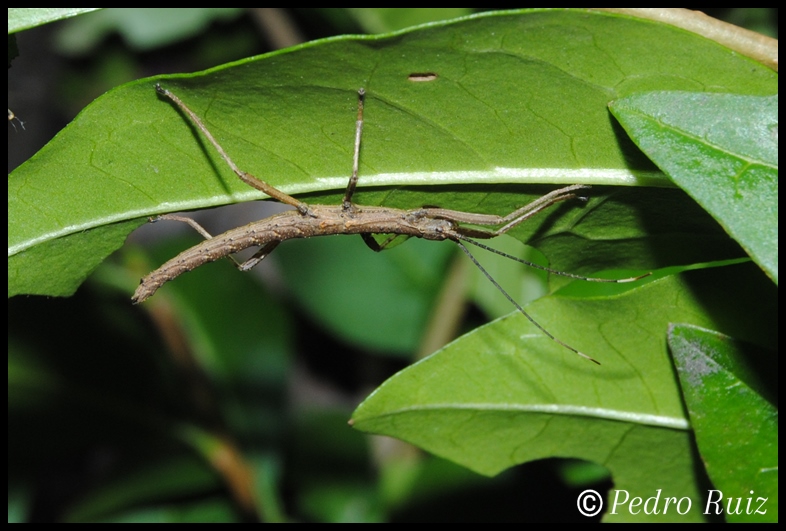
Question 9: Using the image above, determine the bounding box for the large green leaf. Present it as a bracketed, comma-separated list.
[8, 9, 776, 300]
[609, 92, 778, 283]
[351, 261, 777, 522]
[668, 325, 778, 523]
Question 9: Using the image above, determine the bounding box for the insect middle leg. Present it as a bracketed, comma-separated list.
[340, 88, 385, 255]
[152, 214, 280, 271]
[341, 88, 366, 212]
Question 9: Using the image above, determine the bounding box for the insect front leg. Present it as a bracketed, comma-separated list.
[487, 184, 590, 236]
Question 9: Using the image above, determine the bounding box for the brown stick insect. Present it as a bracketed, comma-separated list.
[134, 84, 649, 364]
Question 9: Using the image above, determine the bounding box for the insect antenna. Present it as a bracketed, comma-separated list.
[453, 240, 600, 365]
[454, 234, 651, 283]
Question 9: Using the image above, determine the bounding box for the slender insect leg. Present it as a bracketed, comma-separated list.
[237, 242, 280, 271]
[446, 185, 590, 240]
[501, 184, 590, 222]
[489, 184, 590, 235]
[153, 214, 214, 240]
[360, 233, 382, 251]
[417, 184, 591, 232]
[358, 232, 405, 252]
[8, 108, 25, 130]
[154, 84, 315, 217]
[342, 88, 366, 211]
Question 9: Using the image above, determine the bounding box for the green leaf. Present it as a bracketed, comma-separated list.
[668, 325, 778, 523]
[351, 262, 778, 522]
[8, 8, 101, 34]
[9, 9, 777, 301]
[609, 92, 778, 284]
[8, 219, 145, 298]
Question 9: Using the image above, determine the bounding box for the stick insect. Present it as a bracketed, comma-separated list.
[134, 85, 649, 364]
